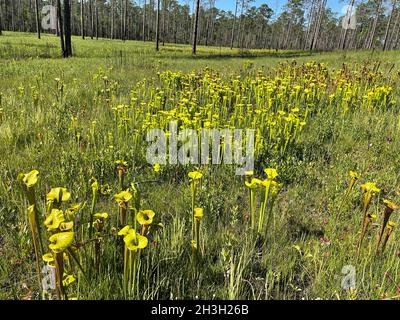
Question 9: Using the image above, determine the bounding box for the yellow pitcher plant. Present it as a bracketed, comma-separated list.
[118, 225, 148, 299]
[114, 190, 133, 226]
[357, 182, 380, 256]
[19, 170, 43, 292]
[188, 171, 203, 238]
[258, 168, 280, 234]
[245, 172, 261, 230]
[376, 200, 398, 255]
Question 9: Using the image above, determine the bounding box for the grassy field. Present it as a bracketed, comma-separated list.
[1, 31, 400, 300]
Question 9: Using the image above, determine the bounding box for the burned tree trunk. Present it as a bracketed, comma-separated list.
[64, 0, 72, 57]
[34, 0, 41, 39]
[156, 0, 160, 50]
[56, 0, 66, 57]
[192, 0, 200, 55]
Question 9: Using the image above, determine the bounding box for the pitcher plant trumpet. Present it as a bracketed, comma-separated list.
[376, 200, 398, 255]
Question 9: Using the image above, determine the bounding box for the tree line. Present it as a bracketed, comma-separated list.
[0, 0, 399, 57]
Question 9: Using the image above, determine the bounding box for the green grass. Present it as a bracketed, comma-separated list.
[1, 31, 400, 300]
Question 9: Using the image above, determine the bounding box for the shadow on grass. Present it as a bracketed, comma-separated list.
[159, 48, 314, 60]
[287, 216, 325, 241]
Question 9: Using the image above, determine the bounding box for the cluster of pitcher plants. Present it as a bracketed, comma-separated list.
[18, 160, 289, 299]
[12, 60, 400, 300]
[18, 161, 166, 300]
[342, 171, 398, 258]
[83, 62, 395, 168]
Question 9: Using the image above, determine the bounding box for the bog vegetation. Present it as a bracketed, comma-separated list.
[1, 32, 400, 300]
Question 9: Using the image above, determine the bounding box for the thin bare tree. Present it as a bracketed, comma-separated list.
[64, 0, 72, 56]
[390, 6, 400, 49]
[366, 0, 383, 49]
[56, 0, 66, 56]
[123, 0, 128, 40]
[81, 0, 85, 39]
[156, 0, 160, 50]
[230, 0, 239, 49]
[95, 0, 98, 39]
[89, 0, 94, 39]
[309, 0, 327, 51]
[34, 0, 41, 39]
[192, 0, 200, 54]
[0, 2, 3, 35]
[383, 0, 397, 50]
[143, 0, 147, 41]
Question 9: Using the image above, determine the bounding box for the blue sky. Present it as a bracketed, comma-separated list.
[209, 1, 345, 17]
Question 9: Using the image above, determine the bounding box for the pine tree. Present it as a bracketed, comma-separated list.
[192, 0, 200, 54]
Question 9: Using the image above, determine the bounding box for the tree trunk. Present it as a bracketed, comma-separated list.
[173, 8, 177, 43]
[192, 0, 200, 55]
[111, 0, 114, 39]
[0, 1, 3, 35]
[17, 0, 21, 31]
[310, 0, 326, 51]
[81, 0, 85, 39]
[283, 22, 291, 49]
[363, 19, 373, 48]
[89, 0, 94, 39]
[340, 0, 356, 49]
[237, 0, 245, 49]
[34, 0, 41, 39]
[230, 0, 239, 49]
[143, 0, 147, 42]
[162, 0, 167, 45]
[305, 0, 317, 50]
[123, 0, 128, 41]
[205, 6, 210, 46]
[209, 1, 215, 46]
[394, 28, 400, 49]
[367, 0, 382, 49]
[148, 0, 153, 41]
[349, 25, 358, 49]
[390, 10, 400, 49]
[11, 0, 15, 31]
[156, 0, 160, 50]
[64, 0, 72, 57]
[56, 0, 66, 57]
[383, 0, 397, 51]
[95, 1, 98, 40]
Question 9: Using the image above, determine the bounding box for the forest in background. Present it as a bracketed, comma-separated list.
[0, 0, 399, 52]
